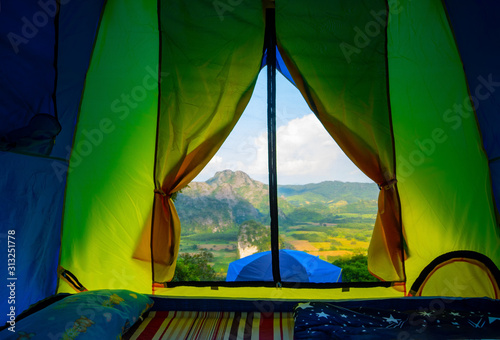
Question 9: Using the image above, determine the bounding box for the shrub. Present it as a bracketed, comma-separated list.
[354, 233, 368, 242]
[172, 251, 217, 282]
[290, 232, 327, 242]
[332, 254, 378, 282]
[330, 239, 342, 246]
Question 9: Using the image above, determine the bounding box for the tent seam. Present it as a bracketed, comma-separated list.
[384, 0, 407, 288]
[55, 0, 109, 294]
[150, 0, 164, 288]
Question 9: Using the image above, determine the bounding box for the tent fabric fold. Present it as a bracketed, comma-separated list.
[145, 0, 266, 282]
[0, 114, 61, 155]
[275, 0, 404, 282]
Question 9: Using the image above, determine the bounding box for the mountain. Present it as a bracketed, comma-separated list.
[175, 170, 379, 233]
[278, 181, 379, 205]
[175, 171, 266, 233]
[205, 170, 270, 212]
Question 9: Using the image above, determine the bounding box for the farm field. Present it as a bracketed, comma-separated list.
[178, 212, 376, 280]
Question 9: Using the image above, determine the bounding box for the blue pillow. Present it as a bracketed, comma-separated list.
[2, 289, 153, 339]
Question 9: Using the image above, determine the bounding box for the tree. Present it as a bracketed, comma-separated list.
[238, 220, 271, 252]
[331, 254, 379, 282]
[172, 251, 217, 282]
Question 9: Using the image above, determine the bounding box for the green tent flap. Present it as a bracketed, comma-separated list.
[59, 0, 158, 293]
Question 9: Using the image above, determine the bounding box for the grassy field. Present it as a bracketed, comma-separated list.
[281, 223, 372, 261]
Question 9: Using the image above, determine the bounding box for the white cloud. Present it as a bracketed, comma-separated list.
[277, 114, 342, 176]
[196, 114, 372, 184]
[245, 114, 335, 176]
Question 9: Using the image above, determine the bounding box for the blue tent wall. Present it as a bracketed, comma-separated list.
[0, 1, 60, 319]
[0, 2, 56, 133]
[443, 0, 500, 213]
[0, 0, 105, 319]
[0, 154, 65, 320]
[51, 0, 107, 160]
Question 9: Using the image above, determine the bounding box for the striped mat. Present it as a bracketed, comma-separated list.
[125, 310, 294, 340]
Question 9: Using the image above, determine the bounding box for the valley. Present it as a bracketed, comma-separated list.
[174, 170, 379, 281]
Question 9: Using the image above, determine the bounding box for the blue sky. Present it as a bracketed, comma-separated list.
[194, 68, 372, 185]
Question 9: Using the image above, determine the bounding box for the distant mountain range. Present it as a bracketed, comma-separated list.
[175, 170, 379, 234]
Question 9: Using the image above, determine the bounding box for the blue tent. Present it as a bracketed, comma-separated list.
[226, 250, 342, 283]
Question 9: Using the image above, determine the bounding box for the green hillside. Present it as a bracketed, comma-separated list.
[278, 181, 379, 204]
[177, 170, 378, 231]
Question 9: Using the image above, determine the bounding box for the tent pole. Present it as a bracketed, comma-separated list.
[265, 7, 281, 284]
